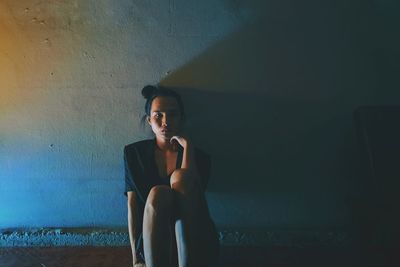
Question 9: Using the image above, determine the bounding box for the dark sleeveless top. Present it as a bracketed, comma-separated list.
[123, 138, 211, 261]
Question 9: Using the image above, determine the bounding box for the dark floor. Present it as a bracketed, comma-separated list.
[0, 246, 398, 267]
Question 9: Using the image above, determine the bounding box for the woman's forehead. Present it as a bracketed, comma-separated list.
[151, 96, 179, 111]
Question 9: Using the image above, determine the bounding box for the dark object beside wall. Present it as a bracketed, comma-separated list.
[353, 106, 400, 250]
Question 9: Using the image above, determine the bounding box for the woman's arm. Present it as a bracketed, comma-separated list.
[170, 137, 196, 170]
[181, 142, 196, 170]
[171, 137, 201, 183]
[127, 191, 138, 265]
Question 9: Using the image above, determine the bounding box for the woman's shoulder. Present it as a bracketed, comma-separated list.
[124, 139, 154, 154]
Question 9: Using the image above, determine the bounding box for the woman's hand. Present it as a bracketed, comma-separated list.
[170, 135, 191, 150]
[171, 135, 197, 171]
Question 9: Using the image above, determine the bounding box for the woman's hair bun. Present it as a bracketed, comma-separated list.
[141, 85, 157, 99]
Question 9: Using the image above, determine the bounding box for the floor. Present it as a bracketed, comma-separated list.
[0, 246, 398, 267]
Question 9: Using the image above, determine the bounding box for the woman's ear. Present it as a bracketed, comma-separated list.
[146, 116, 151, 125]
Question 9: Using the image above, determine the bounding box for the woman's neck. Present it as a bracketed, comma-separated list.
[155, 137, 175, 152]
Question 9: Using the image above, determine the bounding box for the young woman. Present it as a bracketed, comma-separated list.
[124, 85, 219, 267]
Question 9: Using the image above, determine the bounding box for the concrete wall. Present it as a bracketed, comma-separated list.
[1, 0, 399, 231]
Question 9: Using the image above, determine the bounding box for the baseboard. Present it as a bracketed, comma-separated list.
[0, 227, 352, 247]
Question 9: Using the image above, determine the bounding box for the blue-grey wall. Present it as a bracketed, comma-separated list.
[1, 0, 399, 231]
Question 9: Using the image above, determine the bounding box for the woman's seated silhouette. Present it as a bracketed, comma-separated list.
[124, 85, 219, 267]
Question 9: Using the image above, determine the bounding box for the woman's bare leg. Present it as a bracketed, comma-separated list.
[170, 169, 219, 267]
[143, 185, 174, 267]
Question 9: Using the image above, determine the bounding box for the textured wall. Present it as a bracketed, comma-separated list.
[0, 0, 243, 228]
[1, 0, 399, 230]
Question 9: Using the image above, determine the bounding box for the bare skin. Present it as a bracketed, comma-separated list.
[127, 96, 218, 267]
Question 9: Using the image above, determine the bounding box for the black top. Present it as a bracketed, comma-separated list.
[124, 138, 211, 260]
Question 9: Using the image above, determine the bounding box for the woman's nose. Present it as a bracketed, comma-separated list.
[162, 115, 168, 126]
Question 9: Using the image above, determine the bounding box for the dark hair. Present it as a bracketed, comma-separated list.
[140, 85, 185, 126]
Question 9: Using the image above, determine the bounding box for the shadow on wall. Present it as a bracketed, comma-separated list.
[159, 0, 392, 194]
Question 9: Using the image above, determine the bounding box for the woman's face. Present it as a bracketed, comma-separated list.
[147, 96, 183, 140]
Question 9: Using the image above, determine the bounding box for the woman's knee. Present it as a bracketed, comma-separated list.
[170, 169, 201, 191]
[145, 185, 173, 215]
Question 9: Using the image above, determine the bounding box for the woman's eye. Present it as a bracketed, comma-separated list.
[154, 113, 162, 118]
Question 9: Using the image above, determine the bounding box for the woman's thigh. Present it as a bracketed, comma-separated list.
[175, 187, 219, 266]
[170, 170, 219, 265]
